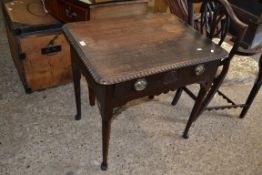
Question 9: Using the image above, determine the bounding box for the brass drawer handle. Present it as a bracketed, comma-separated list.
[134, 78, 147, 91]
[195, 64, 205, 76]
[65, 7, 78, 18]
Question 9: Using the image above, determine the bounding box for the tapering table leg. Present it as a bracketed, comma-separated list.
[88, 85, 95, 106]
[71, 53, 81, 120]
[101, 118, 112, 171]
[240, 55, 262, 118]
[99, 87, 114, 171]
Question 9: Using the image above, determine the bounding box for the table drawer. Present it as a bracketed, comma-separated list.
[57, 0, 89, 22]
[113, 61, 219, 100]
[89, 0, 148, 20]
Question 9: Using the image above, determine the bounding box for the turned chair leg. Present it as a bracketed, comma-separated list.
[183, 61, 230, 138]
[183, 84, 210, 138]
[197, 61, 231, 116]
[172, 88, 183, 106]
[240, 55, 262, 118]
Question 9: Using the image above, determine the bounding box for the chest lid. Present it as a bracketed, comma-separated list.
[3, 0, 62, 35]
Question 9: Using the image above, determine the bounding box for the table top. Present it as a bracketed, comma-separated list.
[63, 14, 228, 85]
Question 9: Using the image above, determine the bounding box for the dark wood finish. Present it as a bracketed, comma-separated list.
[2, 0, 72, 92]
[171, 88, 183, 105]
[166, 0, 202, 28]
[173, 0, 262, 120]
[46, 0, 148, 22]
[63, 14, 228, 170]
[183, 82, 212, 138]
[240, 54, 262, 118]
[205, 47, 262, 118]
[88, 85, 96, 106]
[56, 0, 89, 22]
[229, 0, 262, 49]
[166, 0, 188, 22]
[206, 54, 262, 118]
[89, 0, 148, 20]
[71, 49, 82, 120]
[172, 0, 251, 137]
[64, 15, 227, 85]
[44, 0, 59, 18]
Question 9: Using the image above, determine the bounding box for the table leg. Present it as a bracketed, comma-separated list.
[183, 82, 211, 138]
[171, 88, 183, 106]
[240, 55, 262, 118]
[72, 57, 81, 120]
[88, 85, 95, 106]
[101, 117, 112, 171]
[100, 87, 114, 171]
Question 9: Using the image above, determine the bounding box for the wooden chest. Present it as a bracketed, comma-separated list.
[45, 0, 148, 23]
[2, 0, 72, 93]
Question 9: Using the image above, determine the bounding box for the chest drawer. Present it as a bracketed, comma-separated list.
[57, 0, 89, 22]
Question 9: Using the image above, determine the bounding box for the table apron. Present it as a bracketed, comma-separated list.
[111, 60, 220, 107]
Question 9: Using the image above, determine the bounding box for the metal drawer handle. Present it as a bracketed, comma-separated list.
[65, 7, 78, 18]
[134, 78, 147, 91]
[195, 64, 205, 76]
[41, 45, 62, 55]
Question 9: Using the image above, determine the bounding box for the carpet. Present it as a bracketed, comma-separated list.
[213, 39, 259, 86]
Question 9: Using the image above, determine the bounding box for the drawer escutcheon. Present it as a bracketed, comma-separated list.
[134, 78, 147, 91]
[195, 64, 206, 76]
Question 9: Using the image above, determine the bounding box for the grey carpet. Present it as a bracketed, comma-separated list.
[0, 9, 262, 175]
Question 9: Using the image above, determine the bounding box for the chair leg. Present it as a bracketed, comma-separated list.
[240, 55, 262, 118]
[183, 60, 231, 138]
[197, 61, 231, 117]
[183, 83, 211, 139]
[171, 88, 183, 106]
[149, 95, 154, 99]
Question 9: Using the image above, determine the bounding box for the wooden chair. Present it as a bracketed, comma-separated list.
[166, 0, 189, 22]
[166, 0, 202, 27]
[170, 0, 249, 138]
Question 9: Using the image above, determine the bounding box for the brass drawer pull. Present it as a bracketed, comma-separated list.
[134, 78, 147, 91]
[65, 7, 78, 18]
[195, 64, 205, 76]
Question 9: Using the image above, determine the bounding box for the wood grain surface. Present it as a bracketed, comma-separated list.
[20, 33, 72, 90]
[4, 0, 58, 26]
[64, 14, 228, 85]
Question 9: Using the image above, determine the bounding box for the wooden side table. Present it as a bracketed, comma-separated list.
[63, 14, 228, 170]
